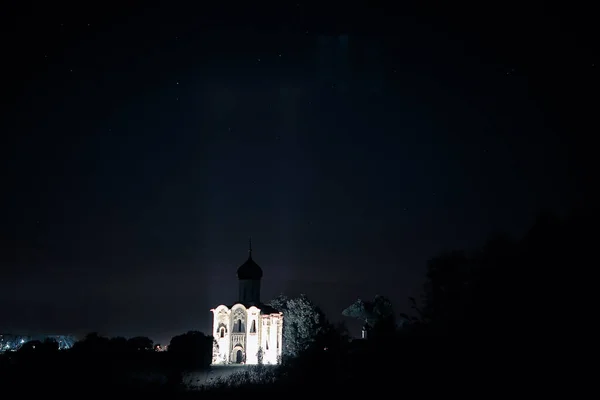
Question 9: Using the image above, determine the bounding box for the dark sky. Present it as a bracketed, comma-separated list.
[0, 3, 594, 343]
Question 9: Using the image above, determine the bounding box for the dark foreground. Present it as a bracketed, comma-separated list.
[0, 340, 548, 397]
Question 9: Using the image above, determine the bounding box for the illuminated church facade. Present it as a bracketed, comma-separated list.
[210, 241, 283, 365]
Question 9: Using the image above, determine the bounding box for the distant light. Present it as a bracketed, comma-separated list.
[20, 339, 25, 344]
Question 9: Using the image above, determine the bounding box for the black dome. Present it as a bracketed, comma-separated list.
[237, 255, 263, 280]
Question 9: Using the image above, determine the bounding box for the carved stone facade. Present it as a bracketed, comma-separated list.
[211, 303, 283, 365]
[210, 241, 283, 365]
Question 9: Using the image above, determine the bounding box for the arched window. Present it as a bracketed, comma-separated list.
[250, 320, 256, 333]
[219, 327, 225, 338]
[236, 319, 243, 333]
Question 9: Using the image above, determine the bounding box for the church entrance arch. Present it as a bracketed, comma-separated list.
[231, 346, 245, 364]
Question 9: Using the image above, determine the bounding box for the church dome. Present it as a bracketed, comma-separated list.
[237, 239, 263, 280]
[237, 256, 263, 280]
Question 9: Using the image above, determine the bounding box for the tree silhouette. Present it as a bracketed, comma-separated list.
[168, 331, 213, 369]
[396, 211, 582, 341]
[17, 338, 59, 354]
[342, 295, 395, 340]
[268, 294, 328, 359]
[126, 336, 154, 352]
[71, 333, 155, 354]
[71, 332, 111, 353]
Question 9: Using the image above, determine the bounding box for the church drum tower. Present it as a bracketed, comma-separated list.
[237, 239, 262, 305]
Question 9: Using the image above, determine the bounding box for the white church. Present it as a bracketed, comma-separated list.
[210, 241, 283, 365]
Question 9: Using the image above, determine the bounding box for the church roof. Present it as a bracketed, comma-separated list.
[258, 304, 280, 315]
[228, 303, 280, 315]
[237, 238, 263, 280]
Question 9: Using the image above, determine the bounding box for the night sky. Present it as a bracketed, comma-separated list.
[1, 3, 594, 344]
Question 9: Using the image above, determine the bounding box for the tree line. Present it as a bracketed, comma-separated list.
[0, 211, 582, 394]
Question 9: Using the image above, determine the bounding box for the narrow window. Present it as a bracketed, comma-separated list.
[220, 327, 225, 338]
[250, 320, 256, 333]
[266, 341, 269, 350]
[237, 320, 242, 332]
